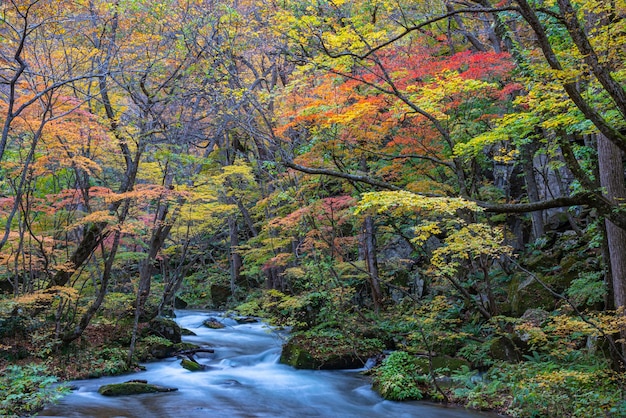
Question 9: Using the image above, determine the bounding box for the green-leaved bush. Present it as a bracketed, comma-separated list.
[372, 351, 424, 401]
[0, 364, 69, 416]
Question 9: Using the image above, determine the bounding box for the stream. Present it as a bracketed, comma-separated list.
[40, 310, 498, 417]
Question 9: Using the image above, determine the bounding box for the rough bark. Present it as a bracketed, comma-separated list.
[519, 142, 544, 239]
[361, 216, 382, 311]
[228, 215, 243, 296]
[597, 134, 626, 309]
[128, 201, 176, 365]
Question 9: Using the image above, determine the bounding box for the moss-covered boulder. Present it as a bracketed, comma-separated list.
[280, 332, 383, 370]
[489, 335, 522, 363]
[509, 230, 600, 316]
[181, 358, 206, 371]
[145, 317, 182, 343]
[235, 316, 258, 324]
[137, 339, 198, 362]
[203, 318, 225, 329]
[210, 284, 230, 308]
[280, 340, 317, 369]
[98, 381, 178, 396]
[174, 296, 188, 309]
[181, 328, 196, 336]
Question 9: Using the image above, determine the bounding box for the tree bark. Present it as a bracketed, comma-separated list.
[519, 141, 544, 239]
[597, 134, 626, 309]
[229, 215, 243, 297]
[361, 216, 382, 311]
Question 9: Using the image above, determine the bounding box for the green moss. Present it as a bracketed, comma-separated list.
[203, 319, 225, 329]
[280, 342, 317, 369]
[181, 358, 205, 371]
[280, 332, 384, 370]
[98, 382, 177, 396]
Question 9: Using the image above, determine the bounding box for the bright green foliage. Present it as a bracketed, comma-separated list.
[357, 191, 482, 217]
[0, 364, 69, 416]
[566, 272, 606, 307]
[430, 223, 511, 280]
[83, 347, 131, 378]
[372, 351, 425, 401]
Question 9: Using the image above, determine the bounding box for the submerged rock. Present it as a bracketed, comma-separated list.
[181, 358, 206, 371]
[203, 318, 225, 329]
[98, 381, 178, 396]
[235, 316, 258, 324]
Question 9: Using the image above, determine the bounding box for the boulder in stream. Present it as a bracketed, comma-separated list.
[98, 381, 178, 396]
[181, 358, 207, 371]
[235, 316, 258, 324]
[203, 318, 225, 329]
[280, 333, 384, 370]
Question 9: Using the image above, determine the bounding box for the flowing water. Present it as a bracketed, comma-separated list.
[40, 310, 498, 418]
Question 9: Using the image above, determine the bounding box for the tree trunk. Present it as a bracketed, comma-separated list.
[361, 216, 382, 311]
[519, 141, 545, 240]
[228, 215, 242, 297]
[127, 201, 175, 365]
[597, 133, 626, 310]
[62, 229, 121, 344]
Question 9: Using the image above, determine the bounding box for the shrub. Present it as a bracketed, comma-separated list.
[0, 364, 69, 416]
[372, 351, 425, 401]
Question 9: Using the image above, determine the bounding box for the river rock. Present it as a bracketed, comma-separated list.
[145, 317, 182, 343]
[280, 333, 383, 370]
[174, 296, 188, 309]
[235, 316, 258, 324]
[181, 358, 206, 371]
[210, 284, 230, 308]
[203, 318, 225, 329]
[98, 381, 178, 396]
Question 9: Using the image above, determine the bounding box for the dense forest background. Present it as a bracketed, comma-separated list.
[2, 0, 626, 416]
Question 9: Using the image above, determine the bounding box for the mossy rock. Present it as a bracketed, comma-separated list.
[174, 296, 188, 309]
[280, 341, 317, 369]
[175, 342, 198, 351]
[98, 382, 178, 396]
[203, 318, 225, 329]
[145, 317, 182, 343]
[181, 328, 197, 336]
[210, 284, 230, 308]
[489, 336, 522, 363]
[509, 272, 559, 316]
[138, 340, 198, 362]
[181, 358, 206, 371]
[142, 342, 175, 361]
[235, 316, 258, 324]
[280, 333, 383, 370]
